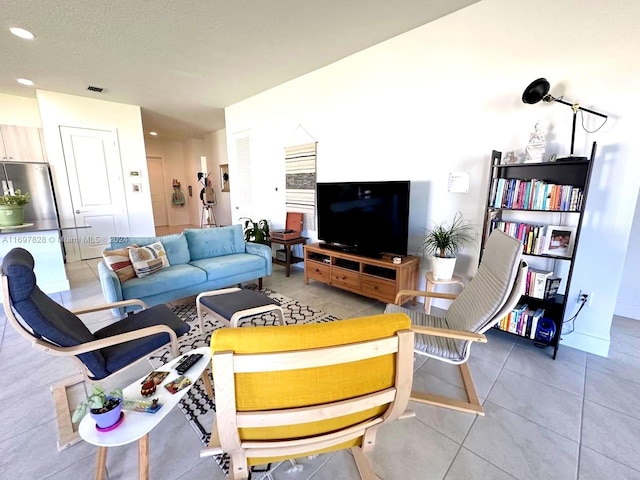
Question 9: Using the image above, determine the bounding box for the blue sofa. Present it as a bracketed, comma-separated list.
[98, 225, 272, 314]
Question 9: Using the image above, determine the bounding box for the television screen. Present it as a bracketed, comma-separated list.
[316, 181, 410, 257]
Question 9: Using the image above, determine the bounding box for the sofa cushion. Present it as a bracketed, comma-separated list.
[129, 241, 171, 278]
[184, 225, 245, 261]
[102, 245, 138, 283]
[111, 234, 191, 265]
[121, 264, 207, 299]
[190, 253, 266, 282]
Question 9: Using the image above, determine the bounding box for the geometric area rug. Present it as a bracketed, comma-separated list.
[148, 286, 340, 478]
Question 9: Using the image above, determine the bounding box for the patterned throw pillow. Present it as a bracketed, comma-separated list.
[129, 241, 171, 278]
[102, 245, 138, 283]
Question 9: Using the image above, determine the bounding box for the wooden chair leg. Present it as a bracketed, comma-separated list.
[258, 278, 263, 290]
[409, 362, 484, 415]
[51, 372, 85, 450]
[350, 447, 382, 480]
[201, 368, 214, 400]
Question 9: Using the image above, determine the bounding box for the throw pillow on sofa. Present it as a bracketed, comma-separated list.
[102, 245, 138, 283]
[129, 241, 171, 278]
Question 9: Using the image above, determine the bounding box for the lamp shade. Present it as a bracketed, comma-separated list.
[522, 78, 550, 104]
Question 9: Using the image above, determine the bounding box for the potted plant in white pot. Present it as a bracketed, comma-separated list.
[420, 212, 476, 280]
[72, 385, 124, 429]
[0, 189, 30, 227]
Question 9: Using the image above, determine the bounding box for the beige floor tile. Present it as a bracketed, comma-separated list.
[464, 401, 579, 480]
[578, 446, 640, 480]
[582, 400, 640, 471]
[445, 448, 517, 480]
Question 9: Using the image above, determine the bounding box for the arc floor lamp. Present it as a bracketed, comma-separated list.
[522, 78, 608, 161]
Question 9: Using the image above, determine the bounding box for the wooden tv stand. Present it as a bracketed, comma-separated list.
[304, 243, 420, 304]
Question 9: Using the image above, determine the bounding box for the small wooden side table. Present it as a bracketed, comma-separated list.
[424, 272, 465, 314]
[270, 236, 308, 277]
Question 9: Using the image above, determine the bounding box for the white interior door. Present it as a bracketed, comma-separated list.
[146, 156, 168, 227]
[60, 126, 129, 260]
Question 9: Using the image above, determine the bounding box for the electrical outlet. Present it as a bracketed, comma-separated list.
[578, 290, 593, 306]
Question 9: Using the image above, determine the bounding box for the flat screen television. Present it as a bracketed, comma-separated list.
[316, 181, 410, 257]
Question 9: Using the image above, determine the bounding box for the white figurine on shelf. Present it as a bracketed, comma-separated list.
[523, 122, 546, 163]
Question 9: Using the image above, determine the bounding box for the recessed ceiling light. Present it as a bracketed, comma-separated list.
[149, 131, 158, 136]
[16, 78, 34, 86]
[10, 27, 35, 40]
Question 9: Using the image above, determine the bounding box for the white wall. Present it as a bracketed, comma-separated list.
[615, 190, 640, 319]
[203, 129, 232, 226]
[224, 0, 640, 355]
[36, 90, 154, 262]
[0, 94, 41, 126]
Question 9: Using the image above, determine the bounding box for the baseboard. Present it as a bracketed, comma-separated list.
[560, 331, 610, 357]
[613, 302, 640, 321]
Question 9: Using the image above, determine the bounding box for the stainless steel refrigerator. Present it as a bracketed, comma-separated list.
[1, 162, 60, 227]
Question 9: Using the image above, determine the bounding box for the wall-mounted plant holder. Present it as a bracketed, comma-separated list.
[220, 164, 230, 192]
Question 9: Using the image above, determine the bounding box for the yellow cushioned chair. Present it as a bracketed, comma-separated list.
[201, 313, 414, 480]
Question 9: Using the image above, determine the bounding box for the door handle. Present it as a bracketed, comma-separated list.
[75, 209, 86, 214]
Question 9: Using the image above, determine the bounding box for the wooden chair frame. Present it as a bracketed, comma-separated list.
[393, 260, 527, 416]
[1, 275, 213, 450]
[201, 328, 415, 480]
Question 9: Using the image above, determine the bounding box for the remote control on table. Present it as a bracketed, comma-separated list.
[175, 353, 203, 375]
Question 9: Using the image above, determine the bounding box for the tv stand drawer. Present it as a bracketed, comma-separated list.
[307, 261, 330, 282]
[331, 267, 360, 290]
[362, 277, 396, 303]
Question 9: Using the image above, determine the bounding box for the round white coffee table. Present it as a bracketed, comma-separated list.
[78, 346, 211, 480]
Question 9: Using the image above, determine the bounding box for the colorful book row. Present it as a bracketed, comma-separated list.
[491, 221, 546, 255]
[525, 269, 561, 299]
[495, 304, 545, 339]
[489, 177, 583, 211]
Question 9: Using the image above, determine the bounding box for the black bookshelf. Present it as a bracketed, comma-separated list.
[481, 147, 595, 359]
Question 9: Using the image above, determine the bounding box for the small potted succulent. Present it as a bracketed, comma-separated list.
[72, 385, 124, 429]
[0, 189, 30, 227]
[420, 212, 476, 280]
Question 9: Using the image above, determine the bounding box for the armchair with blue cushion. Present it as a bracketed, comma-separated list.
[1, 247, 192, 449]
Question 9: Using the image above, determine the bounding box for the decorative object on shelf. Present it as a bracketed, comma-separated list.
[541, 225, 577, 257]
[171, 179, 185, 207]
[0, 188, 30, 227]
[72, 385, 124, 429]
[501, 151, 519, 165]
[523, 122, 546, 163]
[521, 77, 608, 161]
[220, 164, 230, 192]
[419, 212, 476, 280]
[240, 217, 270, 244]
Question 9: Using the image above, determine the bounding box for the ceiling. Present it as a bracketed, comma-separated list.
[1, 0, 480, 141]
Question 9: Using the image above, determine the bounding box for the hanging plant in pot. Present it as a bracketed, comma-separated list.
[0, 189, 30, 227]
[72, 385, 124, 430]
[420, 212, 476, 280]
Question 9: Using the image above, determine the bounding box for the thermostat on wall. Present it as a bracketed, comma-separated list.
[448, 172, 470, 193]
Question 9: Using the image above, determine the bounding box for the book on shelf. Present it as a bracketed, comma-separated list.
[527, 268, 554, 299]
[529, 308, 545, 339]
[488, 177, 583, 211]
[496, 303, 546, 338]
[544, 277, 562, 299]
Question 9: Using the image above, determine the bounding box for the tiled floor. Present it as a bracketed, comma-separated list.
[1, 260, 640, 480]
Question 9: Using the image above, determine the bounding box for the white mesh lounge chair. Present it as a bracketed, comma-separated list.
[385, 229, 527, 415]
